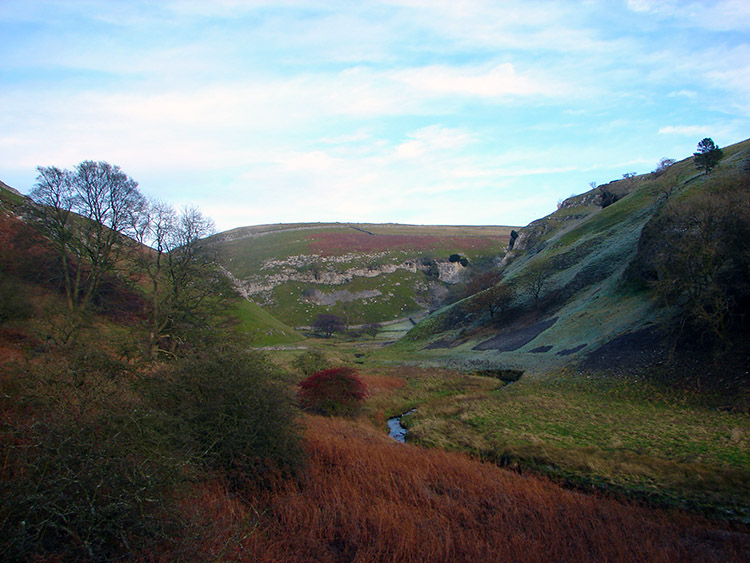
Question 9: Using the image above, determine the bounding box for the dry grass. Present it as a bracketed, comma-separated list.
[359, 373, 407, 394]
[170, 415, 749, 562]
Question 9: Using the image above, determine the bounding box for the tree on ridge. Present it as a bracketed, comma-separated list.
[693, 138, 723, 175]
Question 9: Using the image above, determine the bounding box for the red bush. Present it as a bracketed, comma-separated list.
[297, 367, 368, 416]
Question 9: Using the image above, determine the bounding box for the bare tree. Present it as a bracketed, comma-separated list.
[648, 184, 750, 349]
[72, 161, 145, 306]
[30, 161, 146, 310]
[30, 166, 76, 308]
[653, 158, 676, 177]
[312, 313, 346, 338]
[138, 203, 223, 358]
[522, 261, 552, 307]
[470, 283, 513, 319]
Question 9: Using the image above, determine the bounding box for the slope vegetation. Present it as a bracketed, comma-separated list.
[398, 138, 750, 376]
[209, 223, 513, 327]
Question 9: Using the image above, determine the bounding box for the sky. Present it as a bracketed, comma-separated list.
[1, 0, 749, 232]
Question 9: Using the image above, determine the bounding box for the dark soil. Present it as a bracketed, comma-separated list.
[581, 324, 750, 411]
[424, 338, 453, 350]
[581, 325, 669, 373]
[473, 317, 557, 352]
[556, 344, 587, 356]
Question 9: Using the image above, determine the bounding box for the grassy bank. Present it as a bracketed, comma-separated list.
[353, 364, 750, 522]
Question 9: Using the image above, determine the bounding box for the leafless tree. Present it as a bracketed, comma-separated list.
[522, 261, 552, 307]
[31, 161, 146, 310]
[138, 203, 222, 358]
[471, 283, 513, 319]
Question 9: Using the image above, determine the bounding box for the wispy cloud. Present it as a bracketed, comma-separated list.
[1, 0, 748, 230]
[394, 63, 569, 99]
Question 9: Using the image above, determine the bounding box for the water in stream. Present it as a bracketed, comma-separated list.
[387, 408, 416, 442]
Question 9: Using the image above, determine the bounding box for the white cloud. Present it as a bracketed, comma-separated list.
[667, 90, 697, 99]
[394, 125, 473, 159]
[658, 125, 711, 136]
[394, 63, 566, 99]
[627, 0, 750, 31]
[2, 0, 750, 231]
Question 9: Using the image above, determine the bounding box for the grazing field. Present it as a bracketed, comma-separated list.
[345, 363, 750, 523]
[307, 231, 505, 255]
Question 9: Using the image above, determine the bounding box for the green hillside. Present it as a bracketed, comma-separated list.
[208, 223, 513, 327]
[395, 138, 750, 375]
[230, 299, 303, 346]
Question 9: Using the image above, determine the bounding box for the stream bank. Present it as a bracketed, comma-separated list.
[387, 408, 416, 442]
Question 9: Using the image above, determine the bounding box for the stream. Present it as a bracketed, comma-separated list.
[387, 408, 416, 442]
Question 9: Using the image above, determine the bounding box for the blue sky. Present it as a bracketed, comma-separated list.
[2, 0, 749, 232]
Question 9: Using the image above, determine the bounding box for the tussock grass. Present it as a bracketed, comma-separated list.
[400, 370, 750, 520]
[170, 415, 749, 562]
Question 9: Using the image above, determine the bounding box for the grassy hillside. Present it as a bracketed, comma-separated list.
[168, 414, 748, 561]
[3, 148, 750, 560]
[353, 139, 750, 521]
[229, 299, 303, 346]
[0, 182, 304, 348]
[351, 364, 750, 522]
[208, 222, 513, 327]
[395, 138, 750, 374]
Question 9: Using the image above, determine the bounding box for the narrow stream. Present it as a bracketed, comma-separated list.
[387, 408, 416, 442]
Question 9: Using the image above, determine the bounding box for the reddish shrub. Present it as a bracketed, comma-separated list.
[297, 367, 368, 416]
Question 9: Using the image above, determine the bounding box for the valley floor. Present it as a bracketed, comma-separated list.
[169, 414, 749, 562]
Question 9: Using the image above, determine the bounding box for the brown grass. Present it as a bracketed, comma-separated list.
[359, 373, 407, 394]
[170, 416, 749, 562]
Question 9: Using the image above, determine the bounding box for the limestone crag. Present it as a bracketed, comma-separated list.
[235, 254, 464, 296]
[436, 260, 466, 284]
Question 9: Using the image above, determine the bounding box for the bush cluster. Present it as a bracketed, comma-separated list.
[1, 346, 304, 560]
[292, 349, 330, 376]
[148, 348, 305, 482]
[297, 367, 367, 416]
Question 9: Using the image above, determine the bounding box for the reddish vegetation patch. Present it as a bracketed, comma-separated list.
[0, 212, 59, 282]
[168, 416, 749, 562]
[359, 373, 406, 394]
[298, 367, 368, 416]
[307, 231, 507, 256]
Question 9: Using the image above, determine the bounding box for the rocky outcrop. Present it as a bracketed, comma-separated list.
[235, 253, 465, 296]
[436, 260, 466, 284]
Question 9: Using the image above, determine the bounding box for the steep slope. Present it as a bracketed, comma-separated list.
[0, 181, 303, 347]
[229, 299, 303, 346]
[208, 223, 513, 328]
[398, 138, 750, 375]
